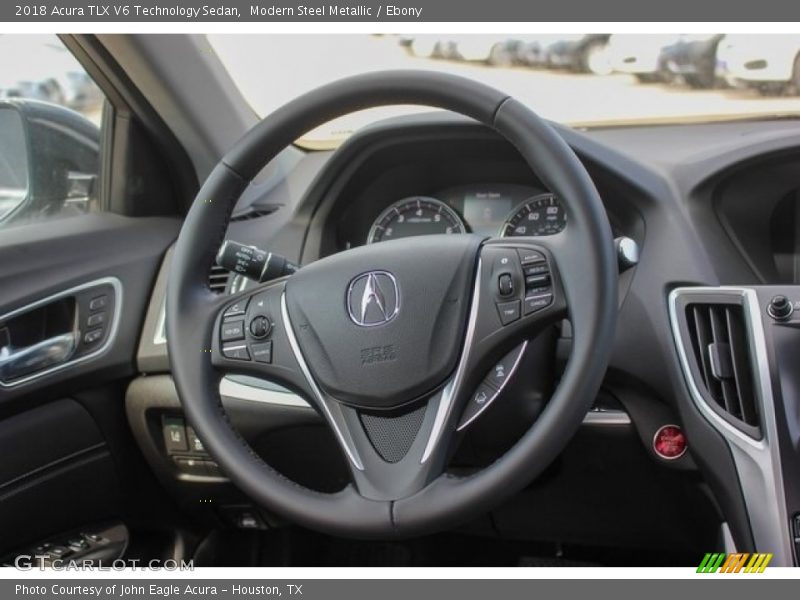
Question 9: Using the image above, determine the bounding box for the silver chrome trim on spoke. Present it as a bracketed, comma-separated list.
[0, 277, 123, 388]
[668, 286, 793, 565]
[281, 292, 364, 470]
[220, 377, 311, 408]
[222, 343, 247, 352]
[221, 375, 625, 425]
[421, 258, 483, 463]
[456, 340, 528, 431]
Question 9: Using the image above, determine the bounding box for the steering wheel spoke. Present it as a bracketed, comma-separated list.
[278, 274, 472, 499]
[435, 238, 567, 434]
[470, 237, 568, 346]
[210, 279, 441, 492]
[329, 392, 451, 500]
[210, 280, 315, 401]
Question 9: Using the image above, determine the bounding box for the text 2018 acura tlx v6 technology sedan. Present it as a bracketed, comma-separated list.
[0, 33, 799, 567]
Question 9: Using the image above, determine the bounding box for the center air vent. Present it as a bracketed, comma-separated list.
[208, 264, 231, 294]
[684, 301, 760, 433]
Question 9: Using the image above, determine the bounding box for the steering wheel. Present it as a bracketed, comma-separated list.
[167, 71, 617, 539]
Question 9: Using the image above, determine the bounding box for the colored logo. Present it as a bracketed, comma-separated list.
[697, 552, 772, 573]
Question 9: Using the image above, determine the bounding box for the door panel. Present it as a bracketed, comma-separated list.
[0, 214, 180, 553]
[0, 398, 120, 556]
[0, 34, 194, 559]
[0, 214, 179, 404]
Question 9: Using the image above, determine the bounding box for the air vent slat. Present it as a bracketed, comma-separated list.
[720, 379, 742, 420]
[208, 265, 231, 294]
[684, 300, 760, 434]
[691, 306, 720, 399]
[725, 306, 758, 426]
[708, 306, 740, 417]
[229, 206, 279, 222]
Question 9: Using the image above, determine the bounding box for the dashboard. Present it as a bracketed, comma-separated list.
[308, 129, 634, 259]
[709, 151, 800, 285]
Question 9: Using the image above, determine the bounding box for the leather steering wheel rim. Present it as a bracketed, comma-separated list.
[167, 70, 617, 539]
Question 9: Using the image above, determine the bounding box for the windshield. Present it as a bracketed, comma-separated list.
[209, 34, 800, 148]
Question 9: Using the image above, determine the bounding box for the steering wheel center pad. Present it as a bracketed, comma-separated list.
[285, 234, 483, 409]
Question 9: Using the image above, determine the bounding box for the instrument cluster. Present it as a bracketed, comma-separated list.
[365, 184, 567, 244]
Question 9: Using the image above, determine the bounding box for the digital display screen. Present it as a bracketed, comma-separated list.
[462, 191, 513, 235]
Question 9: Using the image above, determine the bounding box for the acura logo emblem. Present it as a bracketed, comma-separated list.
[346, 271, 399, 327]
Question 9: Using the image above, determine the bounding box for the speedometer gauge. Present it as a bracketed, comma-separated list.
[500, 194, 566, 237]
[367, 196, 466, 244]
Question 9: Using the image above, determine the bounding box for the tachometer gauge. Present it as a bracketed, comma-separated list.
[500, 194, 566, 237]
[367, 196, 466, 244]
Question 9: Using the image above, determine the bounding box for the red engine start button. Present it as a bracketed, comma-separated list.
[653, 424, 687, 460]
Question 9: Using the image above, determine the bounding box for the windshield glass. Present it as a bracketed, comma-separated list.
[208, 34, 800, 148]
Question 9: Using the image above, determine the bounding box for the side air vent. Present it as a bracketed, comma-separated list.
[208, 265, 231, 294]
[229, 206, 280, 222]
[684, 301, 760, 432]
